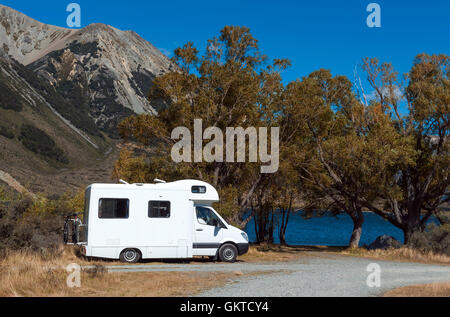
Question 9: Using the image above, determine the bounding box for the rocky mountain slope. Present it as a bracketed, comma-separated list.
[0, 51, 114, 194]
[0, 4, 173, 195]
[0, 4, 174, 137]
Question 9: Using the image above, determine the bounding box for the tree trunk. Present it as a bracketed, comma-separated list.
[279, 231, 286, 246]
[268, 211, 275, 243]
[279, 203, 292, 246]
[254, 208, 275, 244]
[254, 213, 260, 244]
[256, 210, 268, 243]
[279, 196, 293, 246]
[403, 228, 411, 245]
[279, 209, 287, 246]
[403, 226, 420, 245]
[349, 211, 364, 248]
[403, 210, 422, 245]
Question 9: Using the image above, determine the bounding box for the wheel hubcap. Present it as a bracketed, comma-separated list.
[223, 248, 234, 260]
[124, 250, 136, 261]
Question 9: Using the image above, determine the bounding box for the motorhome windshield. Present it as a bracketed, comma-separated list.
[196, 206, 227, 228]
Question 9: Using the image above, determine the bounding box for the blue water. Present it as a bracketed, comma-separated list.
[244, 212, 406, 246]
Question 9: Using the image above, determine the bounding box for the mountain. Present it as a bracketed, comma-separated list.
[0, 4, 174, 137]
[0, 51, 115, 195]
[0, 4, 174, 195]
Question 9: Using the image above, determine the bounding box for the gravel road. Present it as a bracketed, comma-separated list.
[96, 253, 450, 297]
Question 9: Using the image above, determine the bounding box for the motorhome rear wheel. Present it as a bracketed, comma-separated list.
[120, 249, 141, 263]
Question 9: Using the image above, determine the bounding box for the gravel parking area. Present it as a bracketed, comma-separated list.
[97, 253, 450, 297]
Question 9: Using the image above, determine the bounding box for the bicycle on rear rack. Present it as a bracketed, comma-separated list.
[63, 213, 84, 245]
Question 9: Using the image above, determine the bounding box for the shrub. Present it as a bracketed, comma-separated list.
[86, 265, 107, 278]
[408, 224, 450, 256]
[0, 125, 14, 139]
[0, 190, 84, 252]
[0, 198, 53, 251]
[19, 124, 69, 164]
[0, 81, 23, 112]
[12, 60, 100, 136]
[0, 185, 14, 202]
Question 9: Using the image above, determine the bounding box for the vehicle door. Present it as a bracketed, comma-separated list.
[193, 206, 224, 255]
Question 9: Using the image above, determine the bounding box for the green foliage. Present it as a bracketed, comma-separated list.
[87, 71, 135, 138]
[408, 224, 450, 256]
[11, 61, 100, 136]
[68, 41, 100, 57]
[19, 124, 69, 164]
[0, 125, 14, 139]
[114, 26, 449, 247]
[0, 80, 23, 112]
[359, 55, 450, 243]
[116, 26, 287, 227]
[0, 185, 19, 202]
[0, 189, 85, 252]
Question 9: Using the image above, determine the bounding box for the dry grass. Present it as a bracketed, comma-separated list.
[241, 245, 304, 262]
[0, 244, 310, 297]
[341, 247, 450, 265]
[240, 244, 344, 262]
[384, 282, 450, 297]
[70, 271, 238, 297]
[0, 249, 243, 297]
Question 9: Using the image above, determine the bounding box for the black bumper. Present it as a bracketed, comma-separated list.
[237, 243, 249, 255]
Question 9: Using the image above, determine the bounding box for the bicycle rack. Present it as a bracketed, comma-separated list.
[63, 213, 85, 245]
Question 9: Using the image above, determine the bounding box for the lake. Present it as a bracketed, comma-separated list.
[244, 212, 406, 246]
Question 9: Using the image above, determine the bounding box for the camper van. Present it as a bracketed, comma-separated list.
[65, 179, 249, 263]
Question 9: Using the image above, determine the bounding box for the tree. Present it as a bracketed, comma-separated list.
[115, 26, 288, 227]
[248, 156, 303, 245]
[272, 158, 302, 246]
[360, 54, 449, 244]
[282, 70, 410, 248]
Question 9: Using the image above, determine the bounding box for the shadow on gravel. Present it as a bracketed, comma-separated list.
[250, 244, 347, 253]
[78, 245, 350, 266]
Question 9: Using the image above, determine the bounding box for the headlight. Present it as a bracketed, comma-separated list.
[241, 232, 249, 242]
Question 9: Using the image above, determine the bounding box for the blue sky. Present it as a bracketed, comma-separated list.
[2, 0, 449, 86]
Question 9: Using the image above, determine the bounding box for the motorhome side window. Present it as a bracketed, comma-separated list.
[196, 206, 222, 227]
[192, 186, 206, 194]
[98, 199, 129, 219]
[148, 201, 171, 218]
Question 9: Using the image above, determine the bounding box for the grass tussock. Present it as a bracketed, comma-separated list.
[342, 247, 450, 265]
[241, 245, 303, 262]
[240, 244, 344, 262]
[0, 248, 241, 297]
[384, 282, 450, 297]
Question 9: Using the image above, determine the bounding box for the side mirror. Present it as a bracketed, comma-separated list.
[198, 218, 207, 225]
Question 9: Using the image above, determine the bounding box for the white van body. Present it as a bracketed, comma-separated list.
[78, 180, 249, 262]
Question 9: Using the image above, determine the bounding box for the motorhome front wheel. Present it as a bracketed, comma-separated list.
[120, 249, 141, 263]
[218, 244, 238, 263]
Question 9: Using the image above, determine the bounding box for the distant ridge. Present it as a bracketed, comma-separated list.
[0, 4, 175, 136]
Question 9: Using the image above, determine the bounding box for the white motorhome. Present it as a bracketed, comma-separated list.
[67, 179, 249, 263]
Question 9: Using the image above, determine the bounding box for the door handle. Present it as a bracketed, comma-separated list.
[196, 229, 203, 232]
